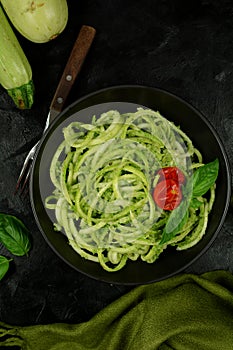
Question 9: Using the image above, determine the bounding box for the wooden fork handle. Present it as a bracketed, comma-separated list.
[49, 25, 96, 115]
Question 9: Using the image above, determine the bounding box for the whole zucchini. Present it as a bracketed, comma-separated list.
[0, 5, 34, 109]
[1, 0, 68, 43]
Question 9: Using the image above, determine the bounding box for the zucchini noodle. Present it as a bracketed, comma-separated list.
[45, 108, 216, 272]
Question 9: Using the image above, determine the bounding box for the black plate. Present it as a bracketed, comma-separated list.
[30, 85, 231, 285]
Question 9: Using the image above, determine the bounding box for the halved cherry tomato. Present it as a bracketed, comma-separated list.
[157, 166, 185, 184]
[153, 179, 182, 211]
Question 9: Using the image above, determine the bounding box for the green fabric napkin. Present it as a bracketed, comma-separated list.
[1, 270, 233, 350]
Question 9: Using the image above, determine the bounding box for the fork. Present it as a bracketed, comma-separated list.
[15, 25, 96, 195]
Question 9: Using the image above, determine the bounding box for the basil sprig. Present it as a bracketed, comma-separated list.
[0, 214, 31, 256]
[160, 159, 219, 245]
[192, 159, 219, 197]
[0, 213, 31, 281]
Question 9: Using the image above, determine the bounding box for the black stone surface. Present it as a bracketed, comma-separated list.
[0, 0, 233, 326]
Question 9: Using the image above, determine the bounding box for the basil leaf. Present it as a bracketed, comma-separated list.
[192, 159, 219, 197]
[0, 255, 11, 281]
[0, 214, 31, 256]
[160, 200, 189, 245]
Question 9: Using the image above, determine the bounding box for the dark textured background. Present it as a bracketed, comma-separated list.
[0, 0, 233, 326]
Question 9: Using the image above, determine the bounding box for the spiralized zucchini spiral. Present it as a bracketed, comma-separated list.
[45, 108, 216, 272]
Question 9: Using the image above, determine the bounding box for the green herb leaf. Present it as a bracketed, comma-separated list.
[192, 159, 219, 197]
[0, 214, 31, 256]
[189, 197, 203, 209]
[0, 255, 11, 281]
[160, 200, 189, 245]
